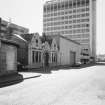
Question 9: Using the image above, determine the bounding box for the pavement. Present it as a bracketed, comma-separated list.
[0, 63, 96, 88]
[19, 72, 41, 80]
[0, 73, 23, 88]
[1, 65, 105, 105]
[0, 72, 41, 88]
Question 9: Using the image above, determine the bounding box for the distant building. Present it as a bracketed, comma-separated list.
[43, 0, 96, 62]
[0, 17, 29, 38]
[0, 17, 29, 69]
[96, 54, 105, 62]
[0, 38, 19, 76]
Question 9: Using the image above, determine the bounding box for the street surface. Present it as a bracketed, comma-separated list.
[0, 64, 105, 105]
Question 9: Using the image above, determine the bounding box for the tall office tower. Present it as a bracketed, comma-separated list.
[43, 0, 96, 60]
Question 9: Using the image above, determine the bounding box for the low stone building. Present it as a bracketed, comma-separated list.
[48, 35, 81, 66]
[0, 38, 19, 76]
[25, 33, 58, 69]
[17, 33, 80, 70]
[28, 33, 43, 68]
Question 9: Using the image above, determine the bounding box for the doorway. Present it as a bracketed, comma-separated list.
[70, 51, 76, 65]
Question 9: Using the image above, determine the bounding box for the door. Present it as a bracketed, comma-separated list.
[6, 46, 16, 71]
[70, 51, 76, 65]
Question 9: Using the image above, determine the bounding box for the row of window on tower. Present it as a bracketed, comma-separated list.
[44, 28, 89, 35]
[44, 7, 89, 17]
[44, 24, 89, 31]
[69, 34, 89, 39]
[44, 0, 89, 12]
[44, 12, 89, 22]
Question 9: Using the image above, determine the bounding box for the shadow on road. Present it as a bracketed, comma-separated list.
[21, 67, 52, 74]
[23, 75, 41, 80]
[0, 73, 23, 88]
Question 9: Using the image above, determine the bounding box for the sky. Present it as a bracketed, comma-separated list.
[0, 0, 104, 55]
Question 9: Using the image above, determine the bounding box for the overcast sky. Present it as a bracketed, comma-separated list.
[0, 0, 104, 55]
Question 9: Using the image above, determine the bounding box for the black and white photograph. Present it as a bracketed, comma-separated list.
[0, 0, 105, 105]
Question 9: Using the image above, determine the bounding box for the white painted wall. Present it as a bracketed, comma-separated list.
[58, 37, 81, 66]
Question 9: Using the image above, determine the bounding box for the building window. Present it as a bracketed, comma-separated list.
[81, 0, 86, 6]
[47, 5, 50, 12]
[86, 8, 89, 11]
[35, 51, 38, 63]
[52, 53, 53, 62]
[73, 1, 76, 8]
[69, 2, 72, 8]
[44, 6, 47, 12]
[36, 39, 38, 47]
[39, 52, 41, 62]
[69, 15, 72, 19]
[51, 5, 53, 11]
[77, 0, 81, 7]
[86, 0, 89, 5]
[54, 4, 57, 11]
[86, 24, 89, 27]
[65, 16, 68, 19]
[58, 3, 61, 10]
[52, 53, 57, 63]
[32, 51, 35, 63]
[65, 2, 69, 9]
[61, 2, 65, 9]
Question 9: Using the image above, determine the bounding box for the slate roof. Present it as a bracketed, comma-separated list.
[21, 33, 34, 42]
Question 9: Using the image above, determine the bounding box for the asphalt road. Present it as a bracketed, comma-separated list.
[0, 64, 105, 105]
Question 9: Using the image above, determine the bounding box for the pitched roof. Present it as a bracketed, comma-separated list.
[41, 35, 53, 46]
[21, 33, 34, 42]
[13, 34, 27, 42]
[59, 35, 80, 45]
[46, 34, 80, 45]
